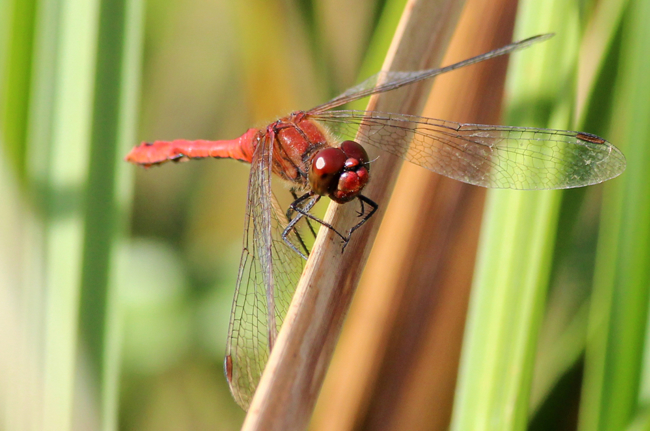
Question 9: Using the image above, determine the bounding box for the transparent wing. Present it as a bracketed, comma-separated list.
[224, 135, 304, 410]
[310, 34, 553, 113]
[313, 110, 626, 190]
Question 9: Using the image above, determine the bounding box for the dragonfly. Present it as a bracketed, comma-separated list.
[125, 33, 626, 409]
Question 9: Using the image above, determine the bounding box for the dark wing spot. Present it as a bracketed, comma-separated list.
[224, 355, 233, 382]
[577, 132, 606, 145]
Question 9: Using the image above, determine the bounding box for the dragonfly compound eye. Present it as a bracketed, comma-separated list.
[309, 141, 370, 203]
[339, 140, 369, 165]
[310, 147, 347, 197]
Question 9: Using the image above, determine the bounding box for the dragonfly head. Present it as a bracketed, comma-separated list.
[309, 140, 370, 203]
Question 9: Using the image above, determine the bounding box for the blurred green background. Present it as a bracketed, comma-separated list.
[1, 0, 649, 430]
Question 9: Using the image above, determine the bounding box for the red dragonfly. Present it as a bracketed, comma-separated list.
[126, 34, 625, 409]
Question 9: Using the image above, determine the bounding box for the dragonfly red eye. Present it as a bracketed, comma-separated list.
[309, 147, 347, 196]
[309, 141, 371, 203]
[339, 140, 369, 164]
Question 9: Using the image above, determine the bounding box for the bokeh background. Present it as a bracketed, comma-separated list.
[1, 0, 649, 430]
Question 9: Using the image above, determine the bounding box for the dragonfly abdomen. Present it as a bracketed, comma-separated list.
[125, 128, 259, 167]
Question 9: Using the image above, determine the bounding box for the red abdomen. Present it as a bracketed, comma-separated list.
[125, 128, 259, 167]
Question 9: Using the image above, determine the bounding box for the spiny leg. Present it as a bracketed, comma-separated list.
[288, 190, 318, 239]
[283, 193, 317, 260]
[284, 192, 352, 251]
[357, 197, 365, 217]
[284, 193, 377, 257]
[341, 195, 378, 253]
[290, 197, 350, 244]
[283, 193, 329, 260]
[285, 213, 311, 260]
[283, 190, 313, 258]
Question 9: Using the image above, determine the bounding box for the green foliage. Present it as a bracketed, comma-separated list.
[451, 0, 650, 430]
[1, 0, 143, 429]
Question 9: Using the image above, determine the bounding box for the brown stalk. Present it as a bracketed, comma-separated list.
[241, 0, 466, 429]
[312, 0, 519, 430]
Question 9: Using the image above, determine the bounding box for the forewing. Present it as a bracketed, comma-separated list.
[313, 110, 626, 190]
[225, 135, 304, 410]
[310, 34, 553, 112]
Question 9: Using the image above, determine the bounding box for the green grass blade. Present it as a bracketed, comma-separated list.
[77, 0, 143, 429]
[450, 0, 581, 429]
[579, 0, 650, 429]
[0, 0, 37, 178]
[26, 0, 101, 429]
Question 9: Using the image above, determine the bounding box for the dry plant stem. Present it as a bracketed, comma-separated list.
[241, 0, 466, 429]
[361, 8, 518, 431]
[311, 0, 518, 429]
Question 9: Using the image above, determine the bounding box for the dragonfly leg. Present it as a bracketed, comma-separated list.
[284, 193, 377, 256]
[282, 215, 309, 260]
[288, 190, 318, 239]
[287, 193, 351, 247]
[341, 195, 378, 253]
[357, 198, 365, 217]
[282, 192, 316, 259]
[282, 193, 318, 260]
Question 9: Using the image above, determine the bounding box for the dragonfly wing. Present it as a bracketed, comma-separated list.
[310, 34, 553, 112]
[225, 134, 304, 410]
[313, 110, 626, 190]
